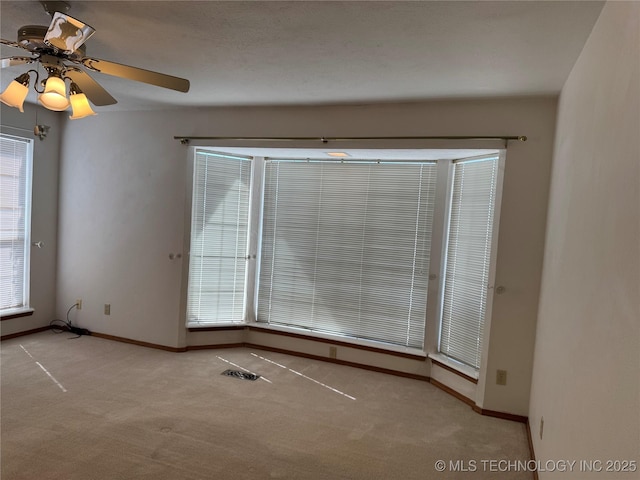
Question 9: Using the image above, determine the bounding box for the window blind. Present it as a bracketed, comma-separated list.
[440, 156, 499, 368]
[186, 151, 251, 325]
[0, 134, 32, 312]
[258, 160, 437, 348]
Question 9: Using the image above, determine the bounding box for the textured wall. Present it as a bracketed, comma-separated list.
[56, 98, 555, 415]
[529, 2, 640, 475]
[0, 104, 61, 337]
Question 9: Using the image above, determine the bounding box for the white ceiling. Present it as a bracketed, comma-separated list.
[1, 1, 604, 111]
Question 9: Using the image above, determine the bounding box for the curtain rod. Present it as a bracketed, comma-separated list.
[174, 135, 527, 145]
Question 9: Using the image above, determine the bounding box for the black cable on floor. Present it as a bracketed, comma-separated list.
[49, 303, 83, 338]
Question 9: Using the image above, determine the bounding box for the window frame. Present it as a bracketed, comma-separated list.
[256, 158, 438, 350]
[0, 133, 34, 317]
[185, 147, 505, 369]
[185, 149, 253, 326]
[436, 152, 505, 371]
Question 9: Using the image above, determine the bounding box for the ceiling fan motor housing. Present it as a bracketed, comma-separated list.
[18, 25, 86, 59]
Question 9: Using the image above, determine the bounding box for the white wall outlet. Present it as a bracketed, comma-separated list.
[496, 369, 507, 385]
[104, 303, 111, 315]
[76, 299, 82, 310]
[329, 346, 337, 359]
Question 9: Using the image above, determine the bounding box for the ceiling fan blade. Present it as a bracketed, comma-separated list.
[1, 56, 34, 69]
[64, 68, 117, 106]
[81, 57, 190, 93]
[1, 38, 29, 50]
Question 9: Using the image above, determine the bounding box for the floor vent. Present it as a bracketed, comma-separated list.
[221, 369, 260, 381]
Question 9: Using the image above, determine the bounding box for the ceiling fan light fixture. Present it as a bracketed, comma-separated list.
[3, 5, 189, 119]
[68, 83, 96, 119]
[38, 73, 70, 111]
[0, 73, 31, 112]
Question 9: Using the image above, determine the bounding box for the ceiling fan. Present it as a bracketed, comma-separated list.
[0, 1, 190, 118]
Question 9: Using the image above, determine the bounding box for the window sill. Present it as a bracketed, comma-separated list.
[186, 321, 428, 359]
[187, 322, 245, 331]
[247, 322, 428, 359]
[1, 308, 34, 321]
[429, 353, 479, 381]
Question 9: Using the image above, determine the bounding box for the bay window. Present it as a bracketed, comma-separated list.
[187, 148, 502, 370]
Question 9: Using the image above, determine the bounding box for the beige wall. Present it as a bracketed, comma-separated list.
[0, 104, 61, 337]
[529, 2, 640, 476]
[53, 97, 555, 415]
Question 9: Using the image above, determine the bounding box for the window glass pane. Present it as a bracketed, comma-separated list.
[258, 160, 436, 349]
[186, 151, 251, 325]
[440, 156, 499, 368]
[0, 134, 32, 311]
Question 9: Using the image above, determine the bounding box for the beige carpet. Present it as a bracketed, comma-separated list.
[1, 332, 532, 479]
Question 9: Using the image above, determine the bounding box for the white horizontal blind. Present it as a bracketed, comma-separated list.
[440, 156, 499, 368]
[0, 134, 32, 312]
[187, 151, 251, 325]
[258, 160, 436, 348]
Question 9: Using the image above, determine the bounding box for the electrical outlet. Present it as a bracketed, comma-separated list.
[329, 346, 337, 359]
[496, 369, 507, 385]
[76, 299, 82, 310]
[104, 303, 111, 315]
[539, 416, 544, 439]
